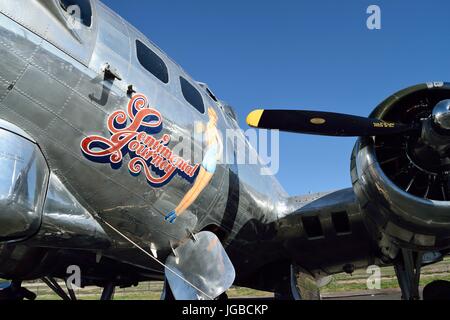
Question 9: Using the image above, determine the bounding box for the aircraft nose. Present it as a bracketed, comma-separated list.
[0, 126, 49, 242]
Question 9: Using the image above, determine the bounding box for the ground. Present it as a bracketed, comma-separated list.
[2, 258, 449, 300]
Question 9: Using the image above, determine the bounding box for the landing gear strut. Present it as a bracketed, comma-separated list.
[42, 277, 74, 301]
[42, 277, 116, 300]
[100, 282, 116, 300]
[394, 249, 423, 300]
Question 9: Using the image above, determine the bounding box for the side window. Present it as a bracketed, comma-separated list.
[136, 40, 169, 84]
[180, 77, 205, 113]
[59, 0, 92, 27]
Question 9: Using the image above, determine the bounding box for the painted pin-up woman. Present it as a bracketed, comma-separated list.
[165, 107, 222, 223]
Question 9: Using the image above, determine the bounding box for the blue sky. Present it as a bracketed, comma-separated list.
[103, 0, 450, 196]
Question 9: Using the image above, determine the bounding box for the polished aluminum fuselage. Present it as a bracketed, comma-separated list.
[0, 1, 377, 290]
[0, 0, 288, 273]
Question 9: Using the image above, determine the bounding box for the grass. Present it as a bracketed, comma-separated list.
[322, 257, 450, 293]
[322, 274, 450, 293]
[32, 285, 272, 300]
[4, 258, 450, 300]
[37, 292, 162, 301]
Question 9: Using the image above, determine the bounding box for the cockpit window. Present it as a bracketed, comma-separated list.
[206, 87, 218, 102]
[60, 0, 92, 27]
[180, 77, 205, 113]
[136, 40, 169, 84]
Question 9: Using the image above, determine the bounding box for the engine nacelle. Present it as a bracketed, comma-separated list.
[351, 83, 450, 255]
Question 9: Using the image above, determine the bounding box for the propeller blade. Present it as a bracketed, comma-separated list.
[247, 109, 417, 137]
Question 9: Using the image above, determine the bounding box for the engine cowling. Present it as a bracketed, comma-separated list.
[351, 82, 450, 255]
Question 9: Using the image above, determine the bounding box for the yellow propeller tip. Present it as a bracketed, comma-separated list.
[246, 109, 264, 127]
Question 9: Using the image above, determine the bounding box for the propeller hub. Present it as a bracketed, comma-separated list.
[419, 117, 450, 161]
[432, 100, 450, 131]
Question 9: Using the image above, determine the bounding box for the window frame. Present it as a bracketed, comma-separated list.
[179, 76, 205, 114]
[135, 39, 170, 84]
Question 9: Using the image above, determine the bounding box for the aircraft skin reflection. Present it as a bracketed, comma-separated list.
[0, 0, 449, 301]
[165, 107, 222, 223]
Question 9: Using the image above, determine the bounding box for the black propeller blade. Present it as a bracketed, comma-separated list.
[246, 109, 418, 137]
